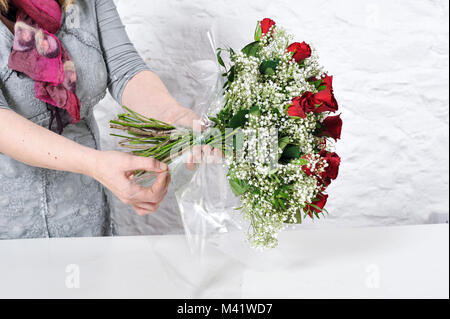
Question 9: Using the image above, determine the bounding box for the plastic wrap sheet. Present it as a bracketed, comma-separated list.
[131, 29, 253, 257]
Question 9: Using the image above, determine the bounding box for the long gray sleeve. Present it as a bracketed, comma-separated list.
[95, 0, 150, 104]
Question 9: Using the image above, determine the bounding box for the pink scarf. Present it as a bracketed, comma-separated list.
[7, 0, 80, 133]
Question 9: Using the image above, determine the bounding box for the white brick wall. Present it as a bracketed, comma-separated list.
[95, 0, 449, 234]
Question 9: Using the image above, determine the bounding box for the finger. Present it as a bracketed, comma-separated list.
[130, 171, 170, 203]
[127, 156, 168, 173]
[126, 171, 134, 179]
[134, 202, 160, 215]
[136, 187, 168, 207]
[125, 187, 168, 209]
[156, 188, 169, 205]
[133, 206, 156, 216]
[165, 174, 171, 191]
[150, 171, 171, 201]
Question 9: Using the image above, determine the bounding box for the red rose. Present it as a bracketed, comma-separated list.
[287, 42, 312, 63]
[287, 91, 317, 118]
[260, 18, 276, 36]
[319, 150, 341, 186]
[320, 114, 342, 140]
[304, 193, 328, 217]
[288, 76, 339, 118]
[313, 75, 338, 113]
[300, 92, 317, 113]
[287, 97, 306, 118]
[287, 91, 319, 118]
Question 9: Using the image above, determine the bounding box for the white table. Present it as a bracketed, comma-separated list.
[0, 224, 448, 299]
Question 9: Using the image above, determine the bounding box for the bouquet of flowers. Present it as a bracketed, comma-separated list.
[111, 18, 342, 249]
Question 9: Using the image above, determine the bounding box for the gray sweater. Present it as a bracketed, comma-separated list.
[0, 0, 149, 239]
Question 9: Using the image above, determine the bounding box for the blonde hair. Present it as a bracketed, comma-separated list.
[1, 0, 73, 13]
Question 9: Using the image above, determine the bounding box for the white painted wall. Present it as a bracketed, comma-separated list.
[95, 0, 449, 235]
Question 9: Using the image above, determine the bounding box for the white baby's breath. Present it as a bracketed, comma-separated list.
[224, 25, 330, 248]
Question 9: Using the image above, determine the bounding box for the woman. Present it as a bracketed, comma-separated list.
[0, 0, 201, 239]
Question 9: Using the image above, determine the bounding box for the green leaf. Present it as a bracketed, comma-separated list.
[310, 203, 324, 212]
[242, 41, 260, 57]
[310, 79, 322, 88]
[318, 85, 327, 91]
[259, 59, 280, 76]
[229, 109, 249, 129]
[278, 192, 290, 199]
[278, 198, 287, 210]
[272, 199, 280, 209]
[269, 167, 279, 175]
[282, 145, 301, 159]
[228, 65, 236, 83]
[274, 175, 280, 183]
[298, 158, 308, 166]
[278, 136, 290, 152]
[209, 117, 219, 125]
[281, 184, 293, 192]
[217, 49, 225, 68]
[249, 105, 260, 116]
[278, 136, 290, 160]
[229, 178, 250, 196]
[254, 21, 262, 41]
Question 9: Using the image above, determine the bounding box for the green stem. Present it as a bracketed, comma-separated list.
[110, 120, 173, 130]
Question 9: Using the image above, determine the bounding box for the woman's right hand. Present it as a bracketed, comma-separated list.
[92, 151, 170, 216]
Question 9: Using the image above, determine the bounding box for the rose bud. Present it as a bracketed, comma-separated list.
[313, 75, 339, 113]
[320, 74, 335, 91]
[304, 193, 328, 217]
[320, 114, 343, 141]
[260, 18, 276, 36]
[319, 150, 341, 186]
[287, 42, 312, 63]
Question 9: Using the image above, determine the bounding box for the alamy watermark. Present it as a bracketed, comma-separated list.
[65, 264, 80, 289]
